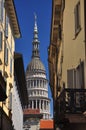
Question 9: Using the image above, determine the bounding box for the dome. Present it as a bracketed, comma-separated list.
[26, 58, 46, 74]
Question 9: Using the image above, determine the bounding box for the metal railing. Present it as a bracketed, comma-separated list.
[57, 88, 86, 116]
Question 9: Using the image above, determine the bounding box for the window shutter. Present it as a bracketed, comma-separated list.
[10, 58, 12, 75]
[0, 0, 4, 22]
[67, 69, 76, 88]
[67, 69, 73, 88]
[5, 43, 8, 65]
[62, 0, 65, 11]
[74, 2, 81, 35]
[0, 32, 2, 50]
[5, 15, 9, 38]
[8, 92, 12, 110]
[0, 1, 2, 21]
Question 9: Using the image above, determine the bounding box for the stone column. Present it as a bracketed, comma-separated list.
[30, 80, 31, 88]
[39, 100, 41, 110]
[43, 100, 44, 110]
[36, 100, 37, 109]
[42, 80, 43, 88]
[32, 100, 33, 109]
[36, 79, 37, 87]
[46, 101, 47, 110]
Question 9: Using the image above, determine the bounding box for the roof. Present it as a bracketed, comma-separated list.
[5, 0, 21, 38]
[24, 108, 40, 115]
[26, 58, 46, 75]
[23, 108, 43, 121]
[40, 120, 54, 129]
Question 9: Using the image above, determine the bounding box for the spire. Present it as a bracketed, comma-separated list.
[32, 13, 40, 58]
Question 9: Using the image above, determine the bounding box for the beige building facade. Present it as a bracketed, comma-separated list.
[48, 0, 86, 130]
[59, 0, 86, 90]
[0, 0, 21, 129]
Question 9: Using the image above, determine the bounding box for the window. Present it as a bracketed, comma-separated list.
[41, 100, 43, 109]
[0, 32, 2, 50]
[5, 15, 9, 38]
[74, 1, 81, 35]
[37, 100, 39, 109]
[5, 43, 8, 65]
[34, 100, 36, 109]
[0, 0, 4, 22]
[34, 80, 36, 87]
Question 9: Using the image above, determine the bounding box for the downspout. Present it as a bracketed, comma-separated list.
[84, 0, 86, 89]
[84, 0, 86, 56]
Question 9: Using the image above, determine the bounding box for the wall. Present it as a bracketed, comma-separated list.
[12, 81, 23, 130]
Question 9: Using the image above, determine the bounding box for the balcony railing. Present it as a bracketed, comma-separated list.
[56, 88, 86, 116]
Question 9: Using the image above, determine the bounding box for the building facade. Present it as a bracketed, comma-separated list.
[26, 15, 50, 119]
[12, 53, 28, 130]
[48, 0, 86, 130]
[0, 0, 21, 129]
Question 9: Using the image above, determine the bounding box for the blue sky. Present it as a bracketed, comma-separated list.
[14, 0, 53, 117]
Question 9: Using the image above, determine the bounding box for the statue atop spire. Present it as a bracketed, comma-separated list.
[34, 12, 37, 22]
[32, 13, 40, 58]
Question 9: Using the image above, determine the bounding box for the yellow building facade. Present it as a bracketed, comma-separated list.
[0, 0, 20, 129]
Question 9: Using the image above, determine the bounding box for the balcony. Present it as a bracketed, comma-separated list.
[55, 88, 86, 124]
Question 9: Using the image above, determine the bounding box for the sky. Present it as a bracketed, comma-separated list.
[14, 0, 53, 117]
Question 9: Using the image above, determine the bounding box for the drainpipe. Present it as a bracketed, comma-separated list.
[84, 0, 86, 89]
[84, 0, 86, 47]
